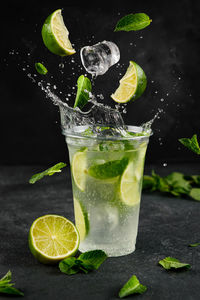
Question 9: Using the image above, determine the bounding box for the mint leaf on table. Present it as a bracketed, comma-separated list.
[0, 271, 24, 296]
[119, 275, 147, 298]
[159, 257, 191, 270]
[114, 13, 152, 32]
[189, 242, 200, 247]
[29, 162, 67, 184]
[35, 62, 48, 75]
[189, 188, 200, 201]
[179, 134, 200, 155]
[59, 250, 107, 275]
[74, 75, 92, 109]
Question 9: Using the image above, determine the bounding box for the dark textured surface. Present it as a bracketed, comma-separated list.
[0, 163, 200, 299]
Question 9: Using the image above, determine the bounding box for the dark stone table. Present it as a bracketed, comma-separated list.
[0, 164, 200, 300]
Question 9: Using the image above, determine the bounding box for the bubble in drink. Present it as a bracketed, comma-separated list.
[80, 41, 120, 76]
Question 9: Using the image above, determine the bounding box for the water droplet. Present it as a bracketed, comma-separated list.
[163, 163, 167, 167]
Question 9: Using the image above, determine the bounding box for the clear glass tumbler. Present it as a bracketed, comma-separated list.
[63, 125, 151, 257]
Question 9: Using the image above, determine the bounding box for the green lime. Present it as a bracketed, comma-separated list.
[41, 9, 76, 56]
[120, 161, 141, 206]
[88, 157, 129, 180]
[74, 197, 89, 241]
[72, 148, 87, 191]
[28, 215, 80, 264]
[111, 61, 147, 103]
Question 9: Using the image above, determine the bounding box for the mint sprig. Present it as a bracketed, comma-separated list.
[143, 171, 200, 201]
[114, 13, 152, 32]
[0, 271, 24, 296]
[119, 275, 147, 298]
[159, 257, 191, 270]
[29, 162, 67, 184]
[179, 134, 200, 155]
[59, 250, 107, 275]
[35, 62, 48, 75]
[74, 75, 92, 109]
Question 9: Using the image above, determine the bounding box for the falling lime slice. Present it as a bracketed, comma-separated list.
[74, 197, 89, 241]
[28, 215, 80, 264]
[72, 148, 87, 191]
[88, 157, 129, 180]
[120, 161, 141, 206]
[41, 9, 76, 56]
[111, 61, 147, 103]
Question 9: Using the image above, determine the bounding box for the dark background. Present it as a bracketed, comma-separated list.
[1, 0, 200, 166]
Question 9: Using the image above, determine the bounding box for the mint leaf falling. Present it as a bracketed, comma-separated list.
[35, 62, 48, 75]
[114, 13, 152, 32]
[0, 271, 24, 296]
[159, 257, 191, 270]
[59, 250, 107, 275]
[74, 75, 92, 109]
[29, 162, 67, 184]
[119, 275, 147, 298]
[179, 134, 200, 155]
[189, 242, 200, 247]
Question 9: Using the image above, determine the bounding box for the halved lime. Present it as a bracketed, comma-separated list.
[111, 61, 147, 103]
[74, 197, 89, 241]
[72, 148, 87, 191]
[41, 9, 76, 56]
[88, 157, 129, 180]
[120, 161, 141, 206]
[28, 215, 80, 264]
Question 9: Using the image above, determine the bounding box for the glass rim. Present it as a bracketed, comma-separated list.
[62, 125, 153, 141]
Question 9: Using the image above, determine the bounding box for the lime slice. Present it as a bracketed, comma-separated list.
[120, 161, 141, 206]
[74, 197, 89, 241]
[72, 148, 87, 191]
[111, 61, 147, 103]
[88, 157, 129, 180]
[28, 215, 80, 264]
[42, 9, 75, 56]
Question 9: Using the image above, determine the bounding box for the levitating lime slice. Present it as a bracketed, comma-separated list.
[28, 215, 80, 264]
[72, 148, 87, 191]
[41, 9, 76, 56]
[111, 61, 147, 103]
[120, 161, 141, 206]
[74, 197, 89, 241]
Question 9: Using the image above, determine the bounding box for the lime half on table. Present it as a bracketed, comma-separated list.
[111, 61, 147, 103]
[29, 215, 80, 264]
[42, 9, 76, 56]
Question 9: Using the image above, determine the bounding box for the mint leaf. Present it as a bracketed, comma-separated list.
[78, 250, 107, 270]
[189, 242, 200, 247]
[0, 271, 24, 296]
[119, 275, 147, 298]
[165, 172, 191, 196]
[114, 13, 152, 32]
[35, 62, 48, 75]
[29, 162, 67, 184]
[74, 75, 92, 109]
[159, 257, 191, 270]
[59, 250, 107, 275]
[143, 175, 156, 190]
[189, 188, 200, 201]
[179, 134, 200, 155]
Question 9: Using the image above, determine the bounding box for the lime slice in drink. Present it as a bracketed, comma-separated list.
[28, 215, 80, 264]
[120, 161, 141, 206]
[41, 9, 76, 56]
[72, 148, 87, 191]
[111, 61, 147, 103]
[88, 157, 129, 180]
[74, 197, 89, 241]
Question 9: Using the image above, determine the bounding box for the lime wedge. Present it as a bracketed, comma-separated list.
[111, 61, 147, 103]
[72, 148, 87, 191]
[120, 161, 141, 206]
[74, 197, 89, 241]
[88, 157, 129, 180]
[28, 215, 80, 264]
[42, 9, 75, 56]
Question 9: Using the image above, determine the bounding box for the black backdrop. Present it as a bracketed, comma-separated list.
[1, 0, 200, 165]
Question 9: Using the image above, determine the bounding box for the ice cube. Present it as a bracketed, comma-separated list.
[80, 41, 120, 76]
